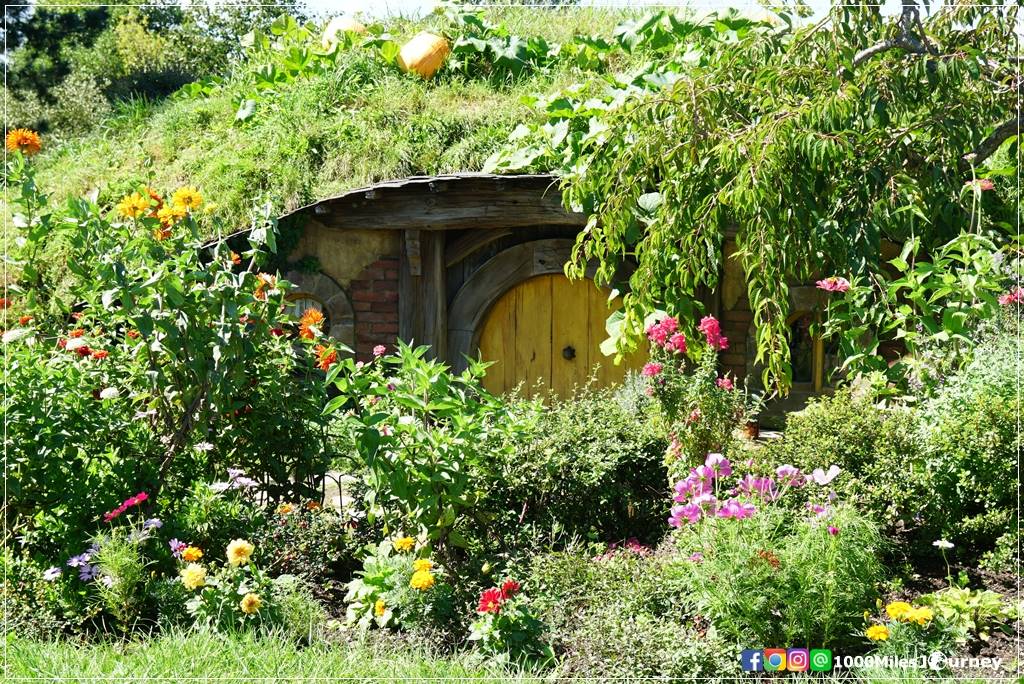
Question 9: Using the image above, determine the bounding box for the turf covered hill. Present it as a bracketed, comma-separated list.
[21, 6, 651, 232]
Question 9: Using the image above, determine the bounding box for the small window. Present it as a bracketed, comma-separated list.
[787, 311, 840, 392]
[286, 294, 329, 331]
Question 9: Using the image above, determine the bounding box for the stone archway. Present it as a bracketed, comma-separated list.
[283, 270, 355, 349]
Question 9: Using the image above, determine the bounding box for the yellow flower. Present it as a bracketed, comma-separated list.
[226, 539, 255, 567]
[393, 536, 415, 553]
[866, 624, 890, 641]
[117, 192, 150, 219]
[409, 570, 435, 591]
[156, 204, 186, 227]
[374, 598, 386, 616]
[181, 546, 203, 562]
[277, 502, 295, 515]
[6, 128, 41, 156]
[905, 606, 934, 625]
[179, 563, 206, 590]
[240, 593, 262, 614]
[412, 558, 433, 573]
[885, 601, 912, 621]
[171, 186, 203, 211]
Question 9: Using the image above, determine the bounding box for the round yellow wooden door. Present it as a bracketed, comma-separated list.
[477, 274, 646, 398]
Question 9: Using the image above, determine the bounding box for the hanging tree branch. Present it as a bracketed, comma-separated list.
[853, 0, 931, 66]
[963, 115, 1023, 167]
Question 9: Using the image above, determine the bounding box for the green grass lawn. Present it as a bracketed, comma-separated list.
[6, 630, 544, 683]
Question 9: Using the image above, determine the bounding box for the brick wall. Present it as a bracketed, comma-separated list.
[350, 256, 399, 361]
[719, 295, 753, 382]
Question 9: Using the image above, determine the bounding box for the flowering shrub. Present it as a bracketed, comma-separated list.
[641, 314, 757, 476]
[343, 538, 454, 632]
[863, 599, 943, 655]
[468, 580, 552, 665]
[4, 138, 329, 556]
[669, 453, 883, 647]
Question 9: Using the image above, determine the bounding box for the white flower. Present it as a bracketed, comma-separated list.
[2, 328, 32, 343]
[65, 337, 89, 351]
[812, 465, 841, 486]
[933, 540, 954, 550]
[194, 441, 214, 452]
[99, 387, 120, 400]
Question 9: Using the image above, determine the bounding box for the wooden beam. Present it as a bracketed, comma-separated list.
[445, 228, 513, 267]
[399, 230, 446, 356]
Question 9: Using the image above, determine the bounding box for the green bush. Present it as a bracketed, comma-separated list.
[485, 384, 669, 554]
[526, 546, 739, 679]
[674, 504, 885, 649]
[762, 389, 931, 536]
[918, 324, 1020, 553]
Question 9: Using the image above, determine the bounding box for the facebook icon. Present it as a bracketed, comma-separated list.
[740, 649, 763, 672]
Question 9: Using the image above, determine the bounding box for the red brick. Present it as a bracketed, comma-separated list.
[353, 301, 372, 312]
[719, 353, 746, 367]
[384, 269, 399, 279]
[360, 311, 398, 323]
[371, 280, 399, 293]
[371, 323, 398, 334]
[370, 301, 397, 314]
[354, 290, 398, 303]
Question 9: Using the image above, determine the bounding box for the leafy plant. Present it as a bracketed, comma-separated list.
[468, 580, 552, 665]
[917, 586, 1018, 645]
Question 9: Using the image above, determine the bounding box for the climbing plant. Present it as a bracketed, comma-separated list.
[486, 2, 1020, 392]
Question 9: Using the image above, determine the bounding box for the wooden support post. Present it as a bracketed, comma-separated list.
[399, 230, 446, 358]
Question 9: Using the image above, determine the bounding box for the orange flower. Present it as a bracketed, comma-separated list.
[126, 330, 140, 339]
[156, 204, 186, 228]
[153, 226, 172, 241]
[69, 328, 85, 338]
[6, 128, 41, 156]
[18, 315, 32, 325]
[0, 298, 10, 309]
[254, 273, 277, 301]
[298, 308, 325, 340]
[91, 349, 109, 360]
[305, 500, 321, 511]
[314, 344, 338, 371]
[230, 252, 241, 266]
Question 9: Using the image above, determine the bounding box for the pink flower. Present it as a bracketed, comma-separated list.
[716, 498, 756, 520]
[998, 287, 1023, 306]
[827, 526, 839, 536]
[373, 344, 386, 357]
[775, 464, 806, 487]
[816, 276, 851, 293]
[641, 362, 663, 377]
[715, 376, 734, 391]
[697, 316, 729, 351]
[666, 332, 687, 354]
[645, 323, 668, 346]
[688, 552, 704, 563]
[807, 502, 831, 518]
[965, 178, 995, 191]
[686, 408, 702, 424]
[692, 493, 718, 513]
[705, 453, 732, 478]
[669, 503, 702, 527]
[646, 316, 680, 349]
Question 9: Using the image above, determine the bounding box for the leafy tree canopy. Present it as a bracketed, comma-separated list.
[486, 1, 1020, 392]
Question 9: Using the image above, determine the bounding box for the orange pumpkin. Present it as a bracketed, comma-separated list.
[397, 32, 450, 79]
[321, 16, 367, 49]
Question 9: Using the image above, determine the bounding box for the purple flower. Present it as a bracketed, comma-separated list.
[692, 493, 718, 513]
[143, 518, 162, 530]
[807, 502, 831, 518]
[688, 552, 704, 563]
[169, 539, 186, 558]
[705, 452, 732, 478]
[716, 498, 756, 520]
[776, 464, 806, 487]
[668, 503, 702, 527]
[67, 553, 91, 568]
[43, 567, 62, 581]
[78, 564, 99, 581]
[828, 526, 839, 536]
[99, 575, 115, 588]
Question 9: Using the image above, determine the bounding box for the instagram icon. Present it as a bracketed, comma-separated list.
[787, 648, 809, 671]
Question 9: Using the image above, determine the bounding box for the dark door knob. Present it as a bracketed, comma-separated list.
[562, 345, 576, 360]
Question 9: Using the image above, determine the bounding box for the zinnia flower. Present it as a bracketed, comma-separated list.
[181, 546, 203, 562]
[373, 344, 386, 357]
[816, 276, 851, 293]
[171, 186, 203, 211]
[117, 192, 151, 219]
[314, 344, 338, 371]
[477, 587, 504, 614]
[90, 349, 109, 360]
[180, 563, 206, 590]
[866, 625, 889, 641]
[500, 579, 521, 599]
[412, 558, 433, 573]
[253, 273, 277, 301]
[239, 593, 262, 614]
[374, 598, 386, 616]
[393, 536, 415, 552]
[6, 128, 42, 155]
[298, 308, 325, 339]
[227, 539, 255, 566]
[409, 570, 435, 591]
[18, 315, 32, 325]
[715, 376, 734, 390]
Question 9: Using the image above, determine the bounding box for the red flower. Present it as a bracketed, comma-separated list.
[998, 287, 1023, 306]
[477, 587, 504, 614]
[500, 579, 521, 600]
[0, 298, 10, 309]
[57, 339, 67, 349]
[18, 315, 32, 325]
[75, 345, 92, 357]
[126, 330, 140, 339]
[270, 327, 285, 337]
[91, 349, 109, 360]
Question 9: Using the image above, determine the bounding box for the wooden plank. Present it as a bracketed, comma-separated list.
[550, 275, 592, 398]
[514, 276, 552, 398]
[445, 229, 513, 267]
